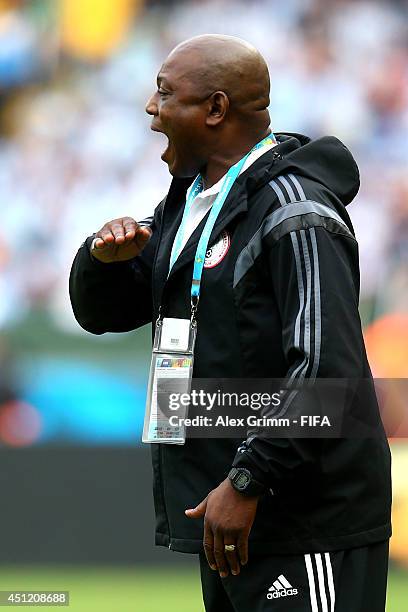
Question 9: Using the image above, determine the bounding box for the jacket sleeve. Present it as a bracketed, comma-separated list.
[232, 222, 366, 489]
[69, 211, 160, 335]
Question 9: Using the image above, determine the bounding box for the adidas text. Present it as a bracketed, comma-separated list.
[267, 588, 298, 599]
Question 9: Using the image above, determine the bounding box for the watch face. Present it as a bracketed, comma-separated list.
[234, 471, 250, 490]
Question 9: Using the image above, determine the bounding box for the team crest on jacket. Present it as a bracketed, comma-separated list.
[204, 230, 230, 268]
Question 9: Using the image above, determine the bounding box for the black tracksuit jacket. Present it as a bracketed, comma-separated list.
[70, 133, 391, 554]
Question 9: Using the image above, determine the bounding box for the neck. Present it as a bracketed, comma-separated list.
[201, 129, 271, 190]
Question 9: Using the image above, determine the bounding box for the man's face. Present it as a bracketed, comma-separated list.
[146, 52, 211, 178]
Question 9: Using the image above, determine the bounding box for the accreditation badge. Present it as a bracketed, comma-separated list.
[142, 317, 197, 444]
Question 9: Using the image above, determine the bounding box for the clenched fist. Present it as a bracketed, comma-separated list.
[91, 217, 152, 263]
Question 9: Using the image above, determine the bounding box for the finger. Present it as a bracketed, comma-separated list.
[185, 496, 207, 519]
[213, 531, 229, 578]
[237, 531, 249, 566]
[123, 219, 138, 241]
[110, 222, 126, 244]
[134, 226, 152, 249]
[98, 229, 115, 244]
[203, 522, 217, 571]
[224, 538, 240, 576]
[93, 237, 107, 250]
[124, 228, 136, 241]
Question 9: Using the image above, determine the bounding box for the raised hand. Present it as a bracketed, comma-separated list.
[91, 217, 152, 263]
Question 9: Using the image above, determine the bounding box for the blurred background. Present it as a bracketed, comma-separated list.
[0, 0, 407, 610]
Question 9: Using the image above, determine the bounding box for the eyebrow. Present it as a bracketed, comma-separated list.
[157, 74, 172, 89]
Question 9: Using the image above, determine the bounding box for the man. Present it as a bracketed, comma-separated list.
[70, 35, 391, 611]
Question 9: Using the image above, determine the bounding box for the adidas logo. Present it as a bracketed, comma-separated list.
[266, 575, 298, 600]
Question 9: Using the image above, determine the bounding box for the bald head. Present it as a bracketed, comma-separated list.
[146, 34, 272, 181]
[165, 34, 270, 116]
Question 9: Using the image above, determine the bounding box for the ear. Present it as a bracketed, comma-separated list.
[205, 91, 229, 126]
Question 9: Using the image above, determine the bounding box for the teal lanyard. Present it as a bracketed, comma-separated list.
[169, 134, 276, 299]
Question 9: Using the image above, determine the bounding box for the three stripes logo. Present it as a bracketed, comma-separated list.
[266, 574, 298, 599]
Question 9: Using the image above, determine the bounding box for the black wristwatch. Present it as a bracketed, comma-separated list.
[228, 467, 265, 497]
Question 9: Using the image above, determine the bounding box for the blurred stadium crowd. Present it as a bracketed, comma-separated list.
[0, 0, 407, 337]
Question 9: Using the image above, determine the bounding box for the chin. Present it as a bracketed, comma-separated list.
[167, 163, 178, 177]
[162, 151, 199, 179]
[169, 163, 199, 179]
[162, 154, 177, 176]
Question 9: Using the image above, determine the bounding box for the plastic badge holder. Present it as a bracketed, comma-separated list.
[142, 317, 197, 444]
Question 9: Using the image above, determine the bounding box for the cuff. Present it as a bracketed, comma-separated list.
[86, 235, 107, 265]
[232, 443, 271, 489]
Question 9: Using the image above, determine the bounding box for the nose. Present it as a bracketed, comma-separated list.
[145, 92, 158, 116]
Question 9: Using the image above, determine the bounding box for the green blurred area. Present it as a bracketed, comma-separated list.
[2, 310, 151, 361]
[0, 567, 406, 611]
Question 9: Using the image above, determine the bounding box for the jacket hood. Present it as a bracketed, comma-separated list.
[251, 132, 360, 207]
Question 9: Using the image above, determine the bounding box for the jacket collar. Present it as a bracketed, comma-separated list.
[154, 136, 304, 303]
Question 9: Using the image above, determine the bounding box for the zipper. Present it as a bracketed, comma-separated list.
[151, 200, 173, 549]
[151, 203, 165, 315]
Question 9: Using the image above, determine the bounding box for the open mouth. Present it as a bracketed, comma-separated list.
[151, 125, 172, 162]
[161, 135, 171, 162]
